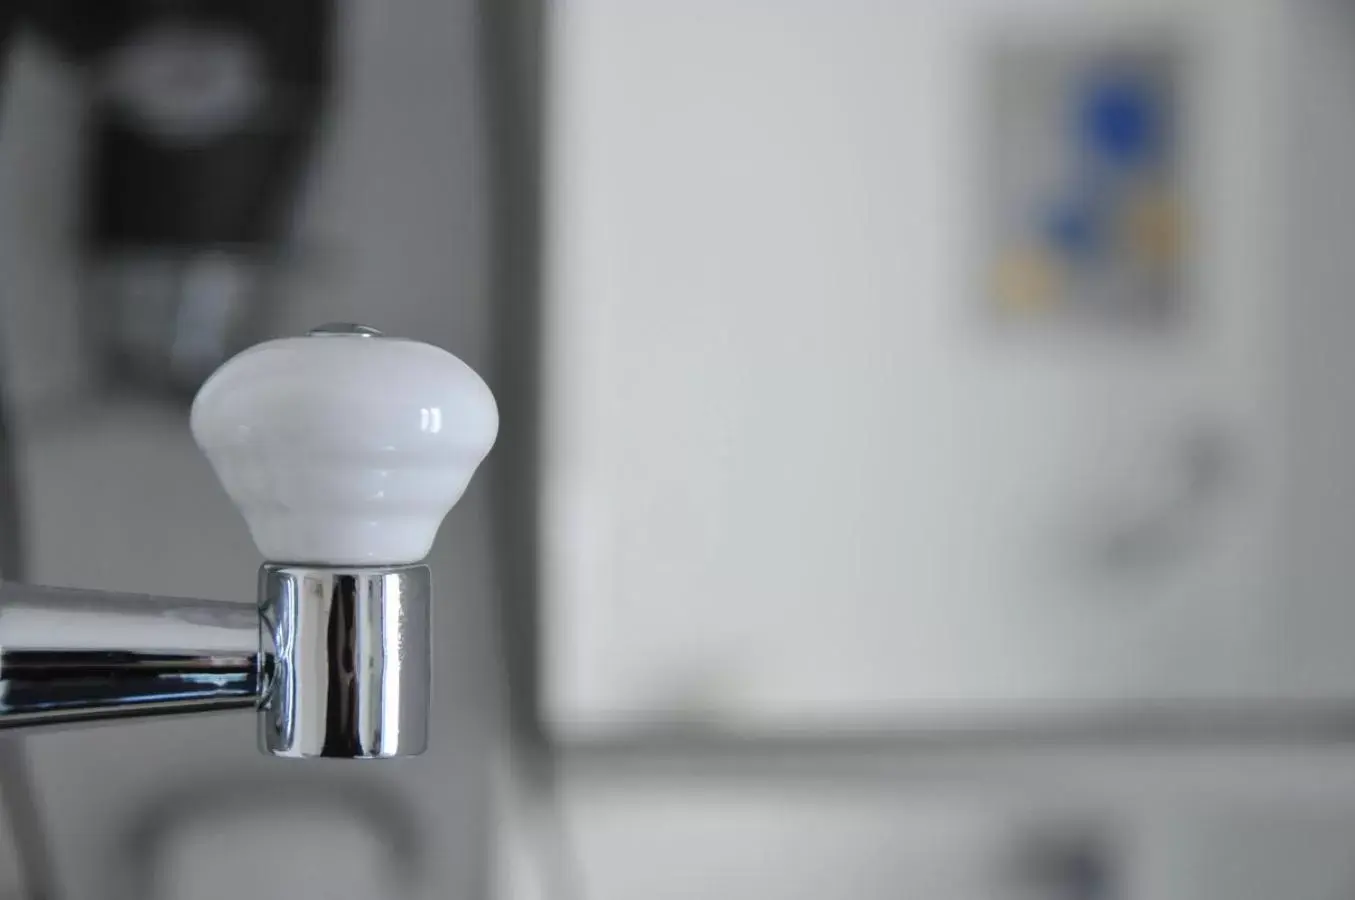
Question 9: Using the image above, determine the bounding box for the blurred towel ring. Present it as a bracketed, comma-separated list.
[117, 773, 426, 900]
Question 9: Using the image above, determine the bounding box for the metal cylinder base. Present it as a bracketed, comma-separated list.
[258, 564, 431, 759]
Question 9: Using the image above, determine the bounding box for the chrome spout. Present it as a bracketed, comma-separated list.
[0, 566, 432, 759]
[0, 583, 259, 728]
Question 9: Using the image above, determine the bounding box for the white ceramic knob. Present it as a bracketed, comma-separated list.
[190, 324, 498, 565]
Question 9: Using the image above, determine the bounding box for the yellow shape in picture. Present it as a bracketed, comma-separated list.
[1124, 187, 1185, 269]
[993, 246, 1063, 316]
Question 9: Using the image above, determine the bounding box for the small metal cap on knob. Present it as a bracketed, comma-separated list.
[306, 322, 384, 337]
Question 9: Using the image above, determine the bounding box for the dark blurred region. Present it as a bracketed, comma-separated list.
[12, 0, 334, 398]
[3, 1, 1355, 900]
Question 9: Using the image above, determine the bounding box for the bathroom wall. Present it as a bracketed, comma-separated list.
[509, 0, 1355, 899]
[0, 1, 497, 898]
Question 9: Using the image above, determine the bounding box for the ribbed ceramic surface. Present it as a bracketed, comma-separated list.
[190, 328, 498, 565]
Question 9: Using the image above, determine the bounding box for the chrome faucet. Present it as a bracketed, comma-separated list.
[0, 323, 498, 759]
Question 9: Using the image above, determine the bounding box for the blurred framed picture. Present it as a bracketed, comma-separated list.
[985, 37, 1188, 329]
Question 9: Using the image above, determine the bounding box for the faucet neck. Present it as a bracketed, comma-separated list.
[259, 563, 431, 759]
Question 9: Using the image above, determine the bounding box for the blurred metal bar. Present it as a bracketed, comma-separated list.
[561, 705, 1355, 751]
[481, 0, 588, 898]
[482, 0, 547, 761]
[550, 717, 1355, 817]
[555, 704, 1355, 778]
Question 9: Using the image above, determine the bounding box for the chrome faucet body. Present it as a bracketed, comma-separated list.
[0, 322, 498, 760]
[0, 563, 432, 759]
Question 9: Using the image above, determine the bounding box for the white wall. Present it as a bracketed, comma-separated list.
[541, 0, 1288, 733]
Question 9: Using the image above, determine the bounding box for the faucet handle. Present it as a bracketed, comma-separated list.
[189, 323, 499, 566]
